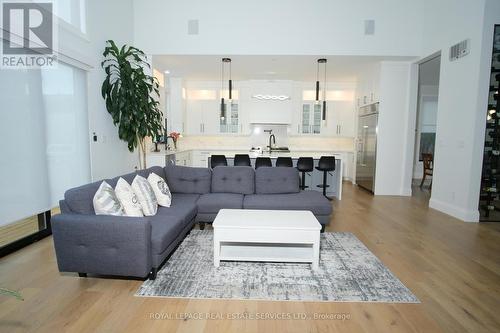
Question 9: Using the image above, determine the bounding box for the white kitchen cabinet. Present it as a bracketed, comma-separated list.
[185, 99, 219, 135]
[299, 102, 322, 135]
[219, 102, 240, 133]
[146, 153, 166, 167]
[323, 100, 355, 137]
[191, 150, 211, 167]
[175, 151, 191, 166]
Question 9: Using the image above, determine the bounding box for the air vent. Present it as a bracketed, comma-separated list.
[364, 20, 375, 35]
[449, 39, 470, 61]
[188, 19, 199, 35]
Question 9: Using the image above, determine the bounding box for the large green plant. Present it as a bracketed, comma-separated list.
[101, 40, 163, 169]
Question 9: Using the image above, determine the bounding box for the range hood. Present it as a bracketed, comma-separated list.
[247, 81, 293, 124]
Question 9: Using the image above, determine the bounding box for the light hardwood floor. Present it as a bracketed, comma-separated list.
[1, 184, 499, 333]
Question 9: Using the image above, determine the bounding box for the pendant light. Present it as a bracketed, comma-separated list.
[321, 58, 327, 122]
[220, 58, 232, 120]
[315, 60, 321, 105]
[316, 58, 327, 122]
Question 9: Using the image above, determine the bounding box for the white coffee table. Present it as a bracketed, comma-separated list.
[213, 209, 321, 270]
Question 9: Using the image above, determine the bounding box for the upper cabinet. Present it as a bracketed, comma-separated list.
[293, 82, 356, 137]
[177, 80, 356, 137]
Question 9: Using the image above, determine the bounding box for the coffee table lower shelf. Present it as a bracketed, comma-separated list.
[215, 241, 319, 269]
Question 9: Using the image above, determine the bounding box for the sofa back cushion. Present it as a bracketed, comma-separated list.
[64, 180, 103, 214]
[164, 165, 211, 194]
[64, 166, 167, 215]
[255, 167, 300, 194]
[211, 166, 255, 194]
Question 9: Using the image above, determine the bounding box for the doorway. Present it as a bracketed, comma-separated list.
[412, 55, 441, 198]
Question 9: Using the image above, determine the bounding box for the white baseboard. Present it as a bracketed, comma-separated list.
[429, 198, 480, 222]
[400, 187, 412, 196]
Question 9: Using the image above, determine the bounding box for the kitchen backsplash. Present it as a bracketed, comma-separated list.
[171, 135, 354, 152]
[249, 124, 289, 149]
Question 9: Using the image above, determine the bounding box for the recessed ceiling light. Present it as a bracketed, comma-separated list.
[164, 70, 170, 74]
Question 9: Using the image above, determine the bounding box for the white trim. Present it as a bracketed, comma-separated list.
[429, 198, 480, 222]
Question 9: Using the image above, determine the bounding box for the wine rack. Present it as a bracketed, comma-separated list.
[480, 25, 500, 221]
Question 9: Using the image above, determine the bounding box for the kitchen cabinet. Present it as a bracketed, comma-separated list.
[299, 103, 322, 134]
[146, 153, 166, 167]
[175, 151, 191, 166]
[219, 102, 240, 133]
[191, 150, 211, 167]
[325, 100, 356, 137]
[185, 99, 219, 135]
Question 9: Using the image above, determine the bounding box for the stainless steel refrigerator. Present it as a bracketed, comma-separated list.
[356, 103, 379, 193]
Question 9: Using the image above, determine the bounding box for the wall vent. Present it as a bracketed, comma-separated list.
[188, 19, 199, 35]
[449, 39, 470, 61]
[364, 20, 375, 35]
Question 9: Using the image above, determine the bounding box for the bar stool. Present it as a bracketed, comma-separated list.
[276, 157, 293, 167]
[316, 156, 335, 200]
[210, 155, 227, 169]
[255, 157, 272, 169]
[296, 157, 314, 190]
[234, 154, 251, 166]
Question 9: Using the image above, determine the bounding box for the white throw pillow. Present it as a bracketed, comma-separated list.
[147, 172, 172, 207]
[131, 175, 158, 216]
[115, 178, 144, 217]
[93, 181, 124, 216]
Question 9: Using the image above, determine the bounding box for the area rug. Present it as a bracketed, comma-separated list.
[136, 230, 419, 303]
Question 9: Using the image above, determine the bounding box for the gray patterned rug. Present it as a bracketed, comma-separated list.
[136, 230, 419, 303]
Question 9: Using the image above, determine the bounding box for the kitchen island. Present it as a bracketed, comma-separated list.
[147, 149, 352, 200]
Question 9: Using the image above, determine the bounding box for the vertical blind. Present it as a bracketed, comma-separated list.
[0, 62, 91, 227]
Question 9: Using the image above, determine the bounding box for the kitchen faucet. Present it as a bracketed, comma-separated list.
[268, 133, 276, 151]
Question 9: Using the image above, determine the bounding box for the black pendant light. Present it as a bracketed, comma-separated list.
[317, 58, 327, 122]
[315, 60, 321, 104]
[220, 58, 232, 120]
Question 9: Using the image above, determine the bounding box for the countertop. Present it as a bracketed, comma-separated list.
[149, 148, 354, 160]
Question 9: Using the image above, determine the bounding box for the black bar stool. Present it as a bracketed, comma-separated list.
[297, 157, 313, 190]
[210, 155, 227, 169]
[255, 157, 272, 169]
[316, 156, 335, 200]
[276, 157, 293, 167]
[234, 154, 251, 166]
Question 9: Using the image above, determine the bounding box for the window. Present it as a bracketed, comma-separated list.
[0, 62, 90, 250]
[55, 0, 87, 34]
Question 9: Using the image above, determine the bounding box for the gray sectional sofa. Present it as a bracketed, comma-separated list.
[52, 165, 332, 280]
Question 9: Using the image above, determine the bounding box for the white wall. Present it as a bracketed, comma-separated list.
[85, 0, 139, 180]
[419, 0, 500, 221]
[133, 0, 423, 56]
[374, 61, 414, 195]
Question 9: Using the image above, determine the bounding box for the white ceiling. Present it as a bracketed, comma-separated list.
[153, 55, 415, 82]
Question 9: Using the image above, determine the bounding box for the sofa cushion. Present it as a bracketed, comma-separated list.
[197, 193, 244, 214]
[255, 167, 300, 194]
[164, 165, 211, 194]
[243, 190, 332, 216]
[149, 214, 185, 255]
[211, 166, 254, 194]
[155, 193, 199, 224]
[65, 181, 103, 214]
[93, 181, 124, 216]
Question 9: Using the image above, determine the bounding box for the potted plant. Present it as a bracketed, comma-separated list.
[101, 40, 163, 169]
